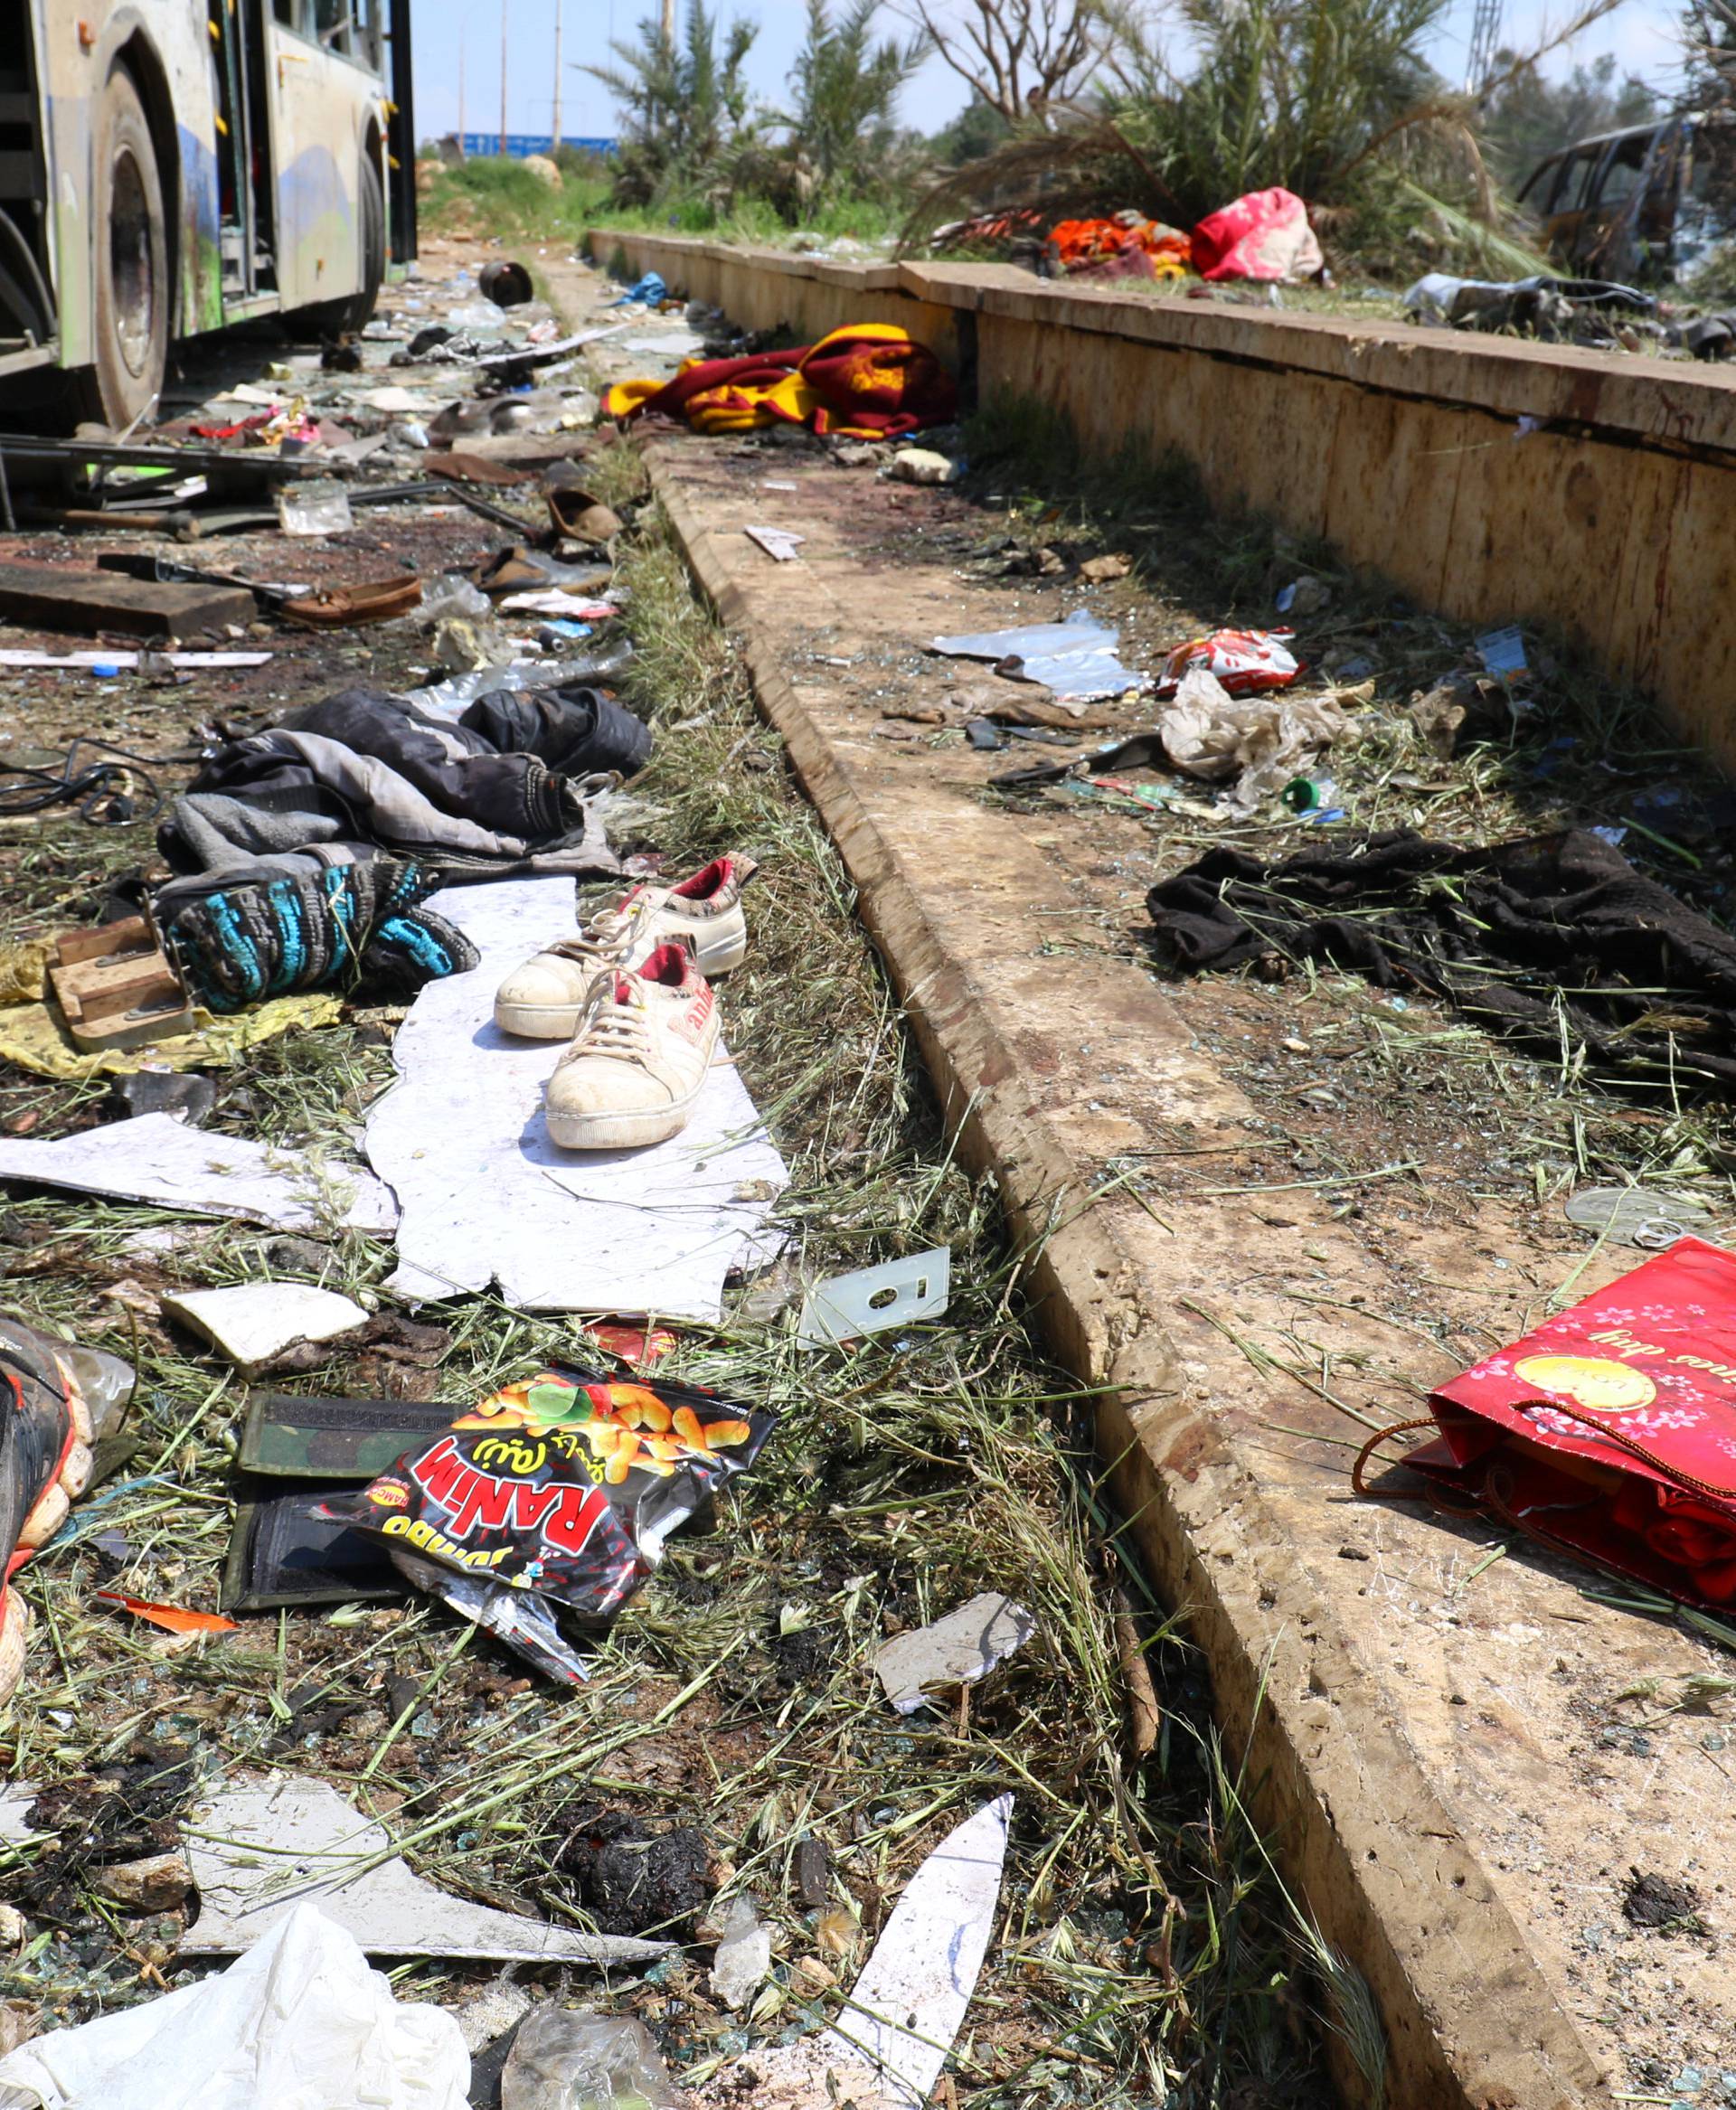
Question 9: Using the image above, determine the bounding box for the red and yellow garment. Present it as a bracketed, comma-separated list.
[1044, 213, 1193, 282]
[601, 323, 957, 440]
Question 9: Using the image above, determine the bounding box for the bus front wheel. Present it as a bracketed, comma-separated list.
[80, 68, 170, 429]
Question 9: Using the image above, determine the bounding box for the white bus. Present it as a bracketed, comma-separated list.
[1, 0, 417, 428]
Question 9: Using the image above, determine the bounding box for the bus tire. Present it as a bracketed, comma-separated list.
[80, 68, 170, 429]
[298, 153, 386, 337]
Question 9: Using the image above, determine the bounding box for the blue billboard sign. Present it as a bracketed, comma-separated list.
[458, 133, 617, 158]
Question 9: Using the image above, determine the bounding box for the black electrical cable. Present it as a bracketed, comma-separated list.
[0, 739, 200, 828]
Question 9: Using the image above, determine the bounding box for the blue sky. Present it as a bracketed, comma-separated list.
[412, 1, 1692, 149]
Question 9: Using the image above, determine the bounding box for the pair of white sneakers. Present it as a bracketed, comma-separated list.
[494, 856, 756, 1150]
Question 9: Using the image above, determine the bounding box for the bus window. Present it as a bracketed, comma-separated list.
[273, 0, 297, 22]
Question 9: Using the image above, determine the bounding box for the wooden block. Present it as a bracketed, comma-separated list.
[0, 561, 256, 639]
[48, 915, 193, 1051]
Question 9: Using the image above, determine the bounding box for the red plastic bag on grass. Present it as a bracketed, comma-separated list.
[1374, 1238, 1736, 1608]
[1192, 188, 1324, 283]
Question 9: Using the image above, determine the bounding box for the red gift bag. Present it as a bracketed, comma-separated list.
[1364, 1237, 1736, 1606]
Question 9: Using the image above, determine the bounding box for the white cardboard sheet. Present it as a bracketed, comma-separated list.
[367, 876, 788, 1316]
[0, 1113, 396, 1234]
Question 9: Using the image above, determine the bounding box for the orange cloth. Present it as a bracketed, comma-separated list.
[1045, 213, 1193, 281]
[601, 323, 957, 440]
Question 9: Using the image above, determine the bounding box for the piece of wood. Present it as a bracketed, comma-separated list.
[49, 915, 193, 1051]
[0, 561, 255, 638]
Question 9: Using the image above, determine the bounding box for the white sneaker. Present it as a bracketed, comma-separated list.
[543, 943, 721, 1150]
[495, 854, 755, 1040]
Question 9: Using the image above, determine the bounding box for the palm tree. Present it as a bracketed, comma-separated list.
[584, 2, 760, 206]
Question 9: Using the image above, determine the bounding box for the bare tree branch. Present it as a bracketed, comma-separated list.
[892, 0, 1108, 123]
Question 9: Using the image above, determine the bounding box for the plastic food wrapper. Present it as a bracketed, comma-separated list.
[931, 608, 1145, 707]
[1156, 627, 1298, 698]
[1374, 1238, 1736, 1612]
[500, 2008, 683, 2110]
[0, 1900, 467, 2110]
[0, 1317, 127, 1705]
[1156, 664, 1352, 812]
[322, 1367, 773, 1678]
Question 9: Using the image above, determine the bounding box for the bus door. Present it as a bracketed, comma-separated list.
[208, 0, 278, 305]
[266, 0, 382, 314]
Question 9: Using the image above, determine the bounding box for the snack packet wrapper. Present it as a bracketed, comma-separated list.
[1156, 627, 1298, 698]
[1395, 1238, 1736, 1609]
[320, 1367, 772, 1666]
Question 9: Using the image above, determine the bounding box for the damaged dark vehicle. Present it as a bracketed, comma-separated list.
[1519, 110, 1734, 282]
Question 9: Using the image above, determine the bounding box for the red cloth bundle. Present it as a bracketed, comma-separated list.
[1392, 1238, 1736, 1606]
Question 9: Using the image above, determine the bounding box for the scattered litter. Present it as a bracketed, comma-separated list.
[0, 1109, 398, 1233]
[1383, 1239, 1736, 1615]
[1156, 664, 1353, 810]
[107, 1069, 214, 1126]
[1563, 1187, 1713, 1248]
[223, 1488, 399, 1611]
[745, 524, 807, 563]
[1079, 551, 1132, 583]
[0, 988, 342, 1082]
[605, 272, 667, 308]
[545, 486, 624, 543]
[321, 1365, 774, 1677]
[888, 447, 958, 485]
[797, 1246, 950, 1346]
[0, 650, 272, 671]
[278, 484, 355, 537]
[96, 1589, 238, 1636]
[0, 560, 255, 639]
[49, 914, 193, 1054]
[709, 1894, 771, 2010]
[587, 1322, 677, 1365]
[1275, 576, 1331, 617]
[159, 1283, 369, 1373]
[0, 1904, 468, 2110]
[1477, 625, 1529, 681]
[497, 590, 619, 619]
[875, 1592, 1035, 1714]
[1156, 627, 1298, 697]
[501, 2008, 682, 2110]
[367, 876, 787, 1317]
[181, 1773, 671, 1964]
[479, 259, 534, 307]
[739, 1795, 1012, 2108]
[239, 1391, 458, 1479]
[281, 575, 422, 628]
[932, 608, 1144, 708]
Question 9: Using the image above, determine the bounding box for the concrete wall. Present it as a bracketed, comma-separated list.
[588, 229, 1736, 772]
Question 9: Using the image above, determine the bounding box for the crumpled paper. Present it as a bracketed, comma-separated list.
[1158, 665, 1371, 810]
[0, 992, 344, 1081]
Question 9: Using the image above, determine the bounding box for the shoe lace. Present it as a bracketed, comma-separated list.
[564, 974, 655, 1062]
[546, 893, 657, 975]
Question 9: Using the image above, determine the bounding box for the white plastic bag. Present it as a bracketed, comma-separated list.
[0, 1903, 467, 2110]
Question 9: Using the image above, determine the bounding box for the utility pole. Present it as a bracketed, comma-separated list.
[552, 0, 563, 151]
[498, 0, 508, 155]
[458, 32, 466, 157]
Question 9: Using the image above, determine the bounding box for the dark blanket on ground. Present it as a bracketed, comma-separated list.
[1146, 828, 1736, 1092]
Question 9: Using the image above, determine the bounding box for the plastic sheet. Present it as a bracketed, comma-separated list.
[0, 1902, 468, 2110]
[930, 608, 1144, 707]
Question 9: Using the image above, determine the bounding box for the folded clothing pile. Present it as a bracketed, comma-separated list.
[1043, 212, 1193, 283]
